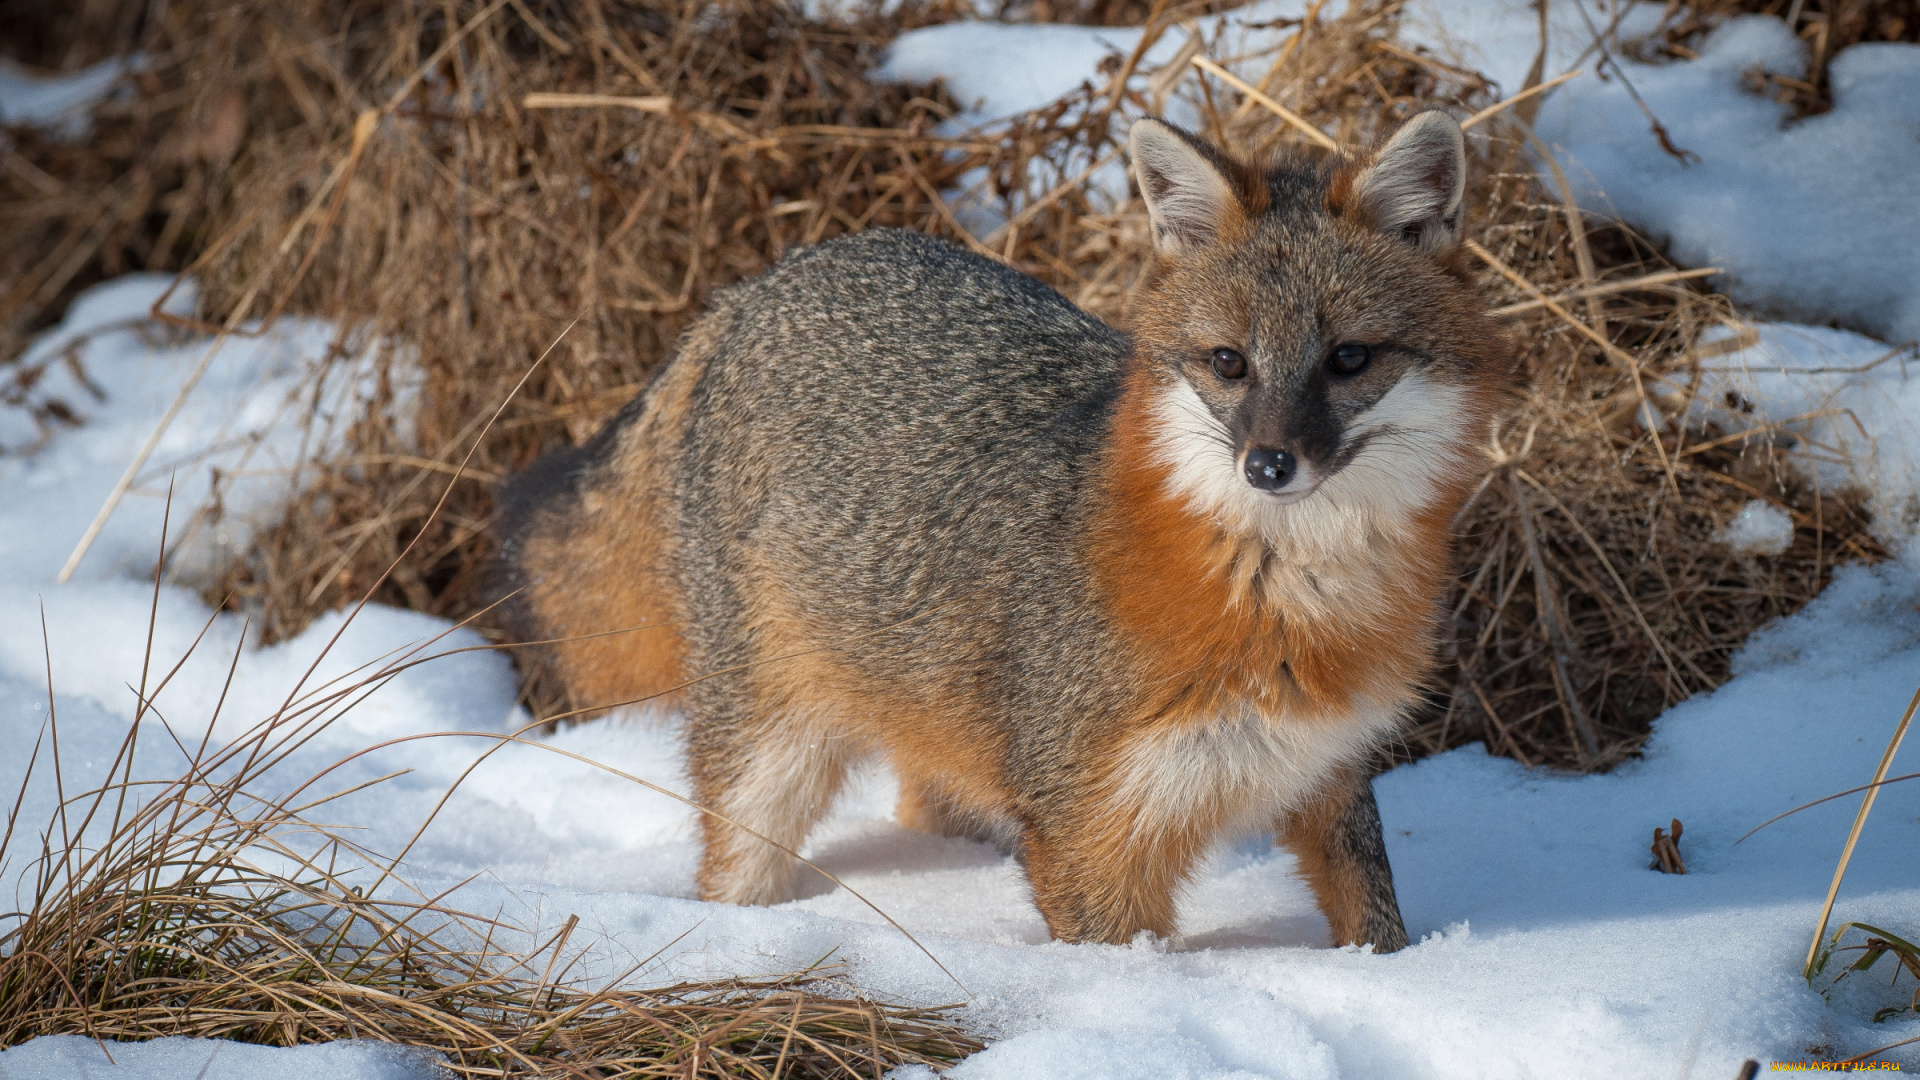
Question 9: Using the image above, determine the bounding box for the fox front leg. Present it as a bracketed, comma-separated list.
[1278, 768, 1409, 952]
[1016, 808, 1212, 945]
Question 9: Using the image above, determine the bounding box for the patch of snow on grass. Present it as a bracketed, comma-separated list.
[0, 274, 397, 586]
[0, 56, 136, 137]
[878, 21, 1150, 123]
[1682, 321, 1920, 544]
[1716, 498, 1795, 555]
[1534, 15, 1920, 345]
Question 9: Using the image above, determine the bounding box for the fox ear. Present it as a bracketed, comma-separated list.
[1129, 118, 1239, 256]
[1350, 110, 1465, 253]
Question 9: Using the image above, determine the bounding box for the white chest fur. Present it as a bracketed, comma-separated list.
[1110, 700, 1401, 841]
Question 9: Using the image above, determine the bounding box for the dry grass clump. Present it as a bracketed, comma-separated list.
[0, 565, 980, 1076]
[180, 0, 1003, 637]
[0, 0, 1896, 772]
[4, 852, 973, 1078]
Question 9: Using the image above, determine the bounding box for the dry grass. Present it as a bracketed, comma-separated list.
[0, 527, 981, 1076]
[0, 2, 1910, 775]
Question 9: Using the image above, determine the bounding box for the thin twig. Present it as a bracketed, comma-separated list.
[1490, 267, 1719, 317]
[1460, 70, 1580, 130]
[1191, 55, 1338, 150]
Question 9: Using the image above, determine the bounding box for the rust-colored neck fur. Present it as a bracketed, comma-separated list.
[1090, 367, 1466, 726]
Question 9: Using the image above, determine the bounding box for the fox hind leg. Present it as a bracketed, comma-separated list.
[895, 772, 1016, 847]
[691, 711, 853, 906]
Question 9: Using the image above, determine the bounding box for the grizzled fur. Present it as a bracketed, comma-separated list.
[498, 112, 1509, 950]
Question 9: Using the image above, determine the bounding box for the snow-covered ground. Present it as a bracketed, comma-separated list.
[5, 3, 1920, 1078]
[1532, 16, 1920, 347]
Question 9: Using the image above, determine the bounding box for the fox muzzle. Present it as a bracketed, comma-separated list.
[1243, 447, 1298, 492]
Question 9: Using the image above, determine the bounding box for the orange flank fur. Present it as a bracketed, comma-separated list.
[733, 572, 1021, 828]
[514, 354, 707, 718]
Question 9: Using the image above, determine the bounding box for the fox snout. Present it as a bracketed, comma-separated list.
[1234, 423, 1336, 502]
[1232, 378, 1347, 499]
[1242, 446, 1297, 492]
[1226, 373, 1347, 500]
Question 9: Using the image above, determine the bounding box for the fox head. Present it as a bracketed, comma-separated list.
[1125, 112, 1509, 550]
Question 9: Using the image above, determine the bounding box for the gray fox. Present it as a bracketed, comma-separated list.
[495, 110, 1509, 950]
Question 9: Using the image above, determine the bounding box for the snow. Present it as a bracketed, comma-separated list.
[0, 274, 393, 585]
[0, 1036, 443, 1080]
[879, 21, 1151, 123]
[5, 4, 1920, 1079]
[1531, 16, 1920, 348]
[0, 56, 134, 137]
[1679, 321, 1920, 543]
[1717, 498, 1795, 556]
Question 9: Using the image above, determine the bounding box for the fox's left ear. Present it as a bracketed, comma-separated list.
[1343, 110, 1465, 254]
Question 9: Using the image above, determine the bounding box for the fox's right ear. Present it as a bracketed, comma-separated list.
[1129, 118, 1239, 256]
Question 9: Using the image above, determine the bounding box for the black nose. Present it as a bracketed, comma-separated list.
[1244, 447, 1297, 492]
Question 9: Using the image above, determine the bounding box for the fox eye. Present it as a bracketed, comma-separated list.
[1328, 342, 1372, 376]
[1210, 348, 1248, 380]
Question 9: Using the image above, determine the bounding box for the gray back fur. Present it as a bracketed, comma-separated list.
[672, 229, 1136, 799]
